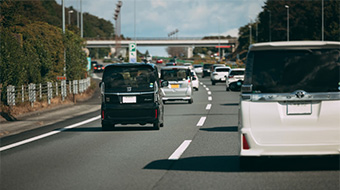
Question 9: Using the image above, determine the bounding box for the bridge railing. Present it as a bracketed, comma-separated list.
[85, 37, 237, 41]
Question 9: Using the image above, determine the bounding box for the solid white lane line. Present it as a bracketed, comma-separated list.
[200, 82, 203, 85]
[196, 116, 207, 127]
[207, 91, 211, 95]
[206, 104, 212, 110]
[205, 88, 209, 91]
[208, 96, 212, 101]
[0, 115, 101, 152]
[168, 140, 192, 160]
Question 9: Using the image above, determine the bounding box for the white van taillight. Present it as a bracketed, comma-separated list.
[242, 134, 250, 150]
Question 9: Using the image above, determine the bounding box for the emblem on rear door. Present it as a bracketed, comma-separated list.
[295, 90, 305, 98]
[127, 87, 132, 92]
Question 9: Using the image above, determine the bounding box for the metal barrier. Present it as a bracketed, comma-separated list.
[4, 77, 91, 107]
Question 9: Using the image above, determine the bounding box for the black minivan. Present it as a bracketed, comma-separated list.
[100, 63, 165, 130]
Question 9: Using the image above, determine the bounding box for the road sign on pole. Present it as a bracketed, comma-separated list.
[129, 43, 137, 63]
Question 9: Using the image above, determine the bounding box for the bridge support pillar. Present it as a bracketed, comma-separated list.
[187, 46, 194, 58]
[110, 47, 116, 56]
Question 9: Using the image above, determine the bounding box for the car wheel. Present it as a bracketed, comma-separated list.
[162, 100, 166, 104]
[188, 98, 193, 104]
[212, 81, 215, 85]
[153, 122, 160, 130]
[226, 87, 230, 91]
[102, 123, 113, 131]
[239, 156, 257, 171]
[160, 123, 164, 127]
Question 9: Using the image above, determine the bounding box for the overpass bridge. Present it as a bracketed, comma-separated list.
[85, 37, 238, 58]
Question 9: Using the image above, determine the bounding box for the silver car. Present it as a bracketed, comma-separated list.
[161, 66, 193, 104]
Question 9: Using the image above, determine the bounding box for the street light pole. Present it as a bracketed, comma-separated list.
[285, 5, 289, 41]
[322, 0, 324, 41]
[80, 0, 83, 38]
[268, 10, 271, 42]
[62, 0, 66, 78]
[68, 10, 74, 25]
[77, 0, 80, 28]
[218, 21, 221, 61]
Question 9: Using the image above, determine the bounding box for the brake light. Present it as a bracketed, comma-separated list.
[155, 109, 158, 118]
[228, 75, 234, 78]
[242, 134, 250, 150]
[188, 79, 191, 83]
[94, 67, 97, 70]
[102, 67, 105, 70]
[102, 110, 105, 119]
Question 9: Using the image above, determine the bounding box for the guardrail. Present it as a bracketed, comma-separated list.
[3, 77, 91, 107]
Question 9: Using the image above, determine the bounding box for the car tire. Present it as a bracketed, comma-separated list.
[162, 100, 166, 104]
[212, 81, 216, 85]
[239, 156, 257, 171]
[188, 98, 193, 104]
[153, 122, 160, 130]
[102, 123, 113, 131]
[226, 87, 230, 91]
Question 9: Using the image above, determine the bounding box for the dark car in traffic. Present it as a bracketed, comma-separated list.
[202, 63, 213, 78]
[94, 63, 105, 72]
[100, 63, 166, 130]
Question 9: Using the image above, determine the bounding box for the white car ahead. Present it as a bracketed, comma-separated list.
[226, 68, 245, 91]
[193, 64, 203, 74]
[191, 70, 199, 91]
[239, 41, 340, 168]
[210, 66, 231, 85]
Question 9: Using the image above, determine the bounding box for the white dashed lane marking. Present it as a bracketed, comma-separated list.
[168, 140, 192, 160]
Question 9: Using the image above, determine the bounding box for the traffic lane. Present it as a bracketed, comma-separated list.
[145, 81, 340, 190]
[0, 82, 209, 190]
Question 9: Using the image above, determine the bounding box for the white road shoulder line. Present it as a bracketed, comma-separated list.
[0, 115, 101, 152]
[208, 96, 212, 101]
[168, 140, 192, 160]
[196, 116, 207, 127]
[207, 91, 211, 95]
[203, 85, 206, 88]
[206, 104, 212, 110]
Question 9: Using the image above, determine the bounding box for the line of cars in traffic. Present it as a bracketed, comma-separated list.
[97, 41, 340, 168]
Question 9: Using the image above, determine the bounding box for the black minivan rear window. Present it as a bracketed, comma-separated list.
[249, 49, 340, 93]
[103, 65, 156, 92]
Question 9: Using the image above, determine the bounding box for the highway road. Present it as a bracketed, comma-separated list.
[1, 75, 339, 190]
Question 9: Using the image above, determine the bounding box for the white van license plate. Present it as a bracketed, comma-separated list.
[123, 96, 136, 103]
[287, 103, 312, 115]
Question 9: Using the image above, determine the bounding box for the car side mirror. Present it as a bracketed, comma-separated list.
[193, 77, 197, 81]
[161, 80, 169, 87]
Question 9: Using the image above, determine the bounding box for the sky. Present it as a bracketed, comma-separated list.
[60, 0, 265, 56]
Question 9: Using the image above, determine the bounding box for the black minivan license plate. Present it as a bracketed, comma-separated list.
[287, 102, 312, 115]
[122, 96, 136, 103]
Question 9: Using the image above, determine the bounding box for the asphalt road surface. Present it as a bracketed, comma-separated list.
[1, 76, 339, 190]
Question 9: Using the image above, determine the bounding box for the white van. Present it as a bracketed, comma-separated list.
[239, 41, 340, 163]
